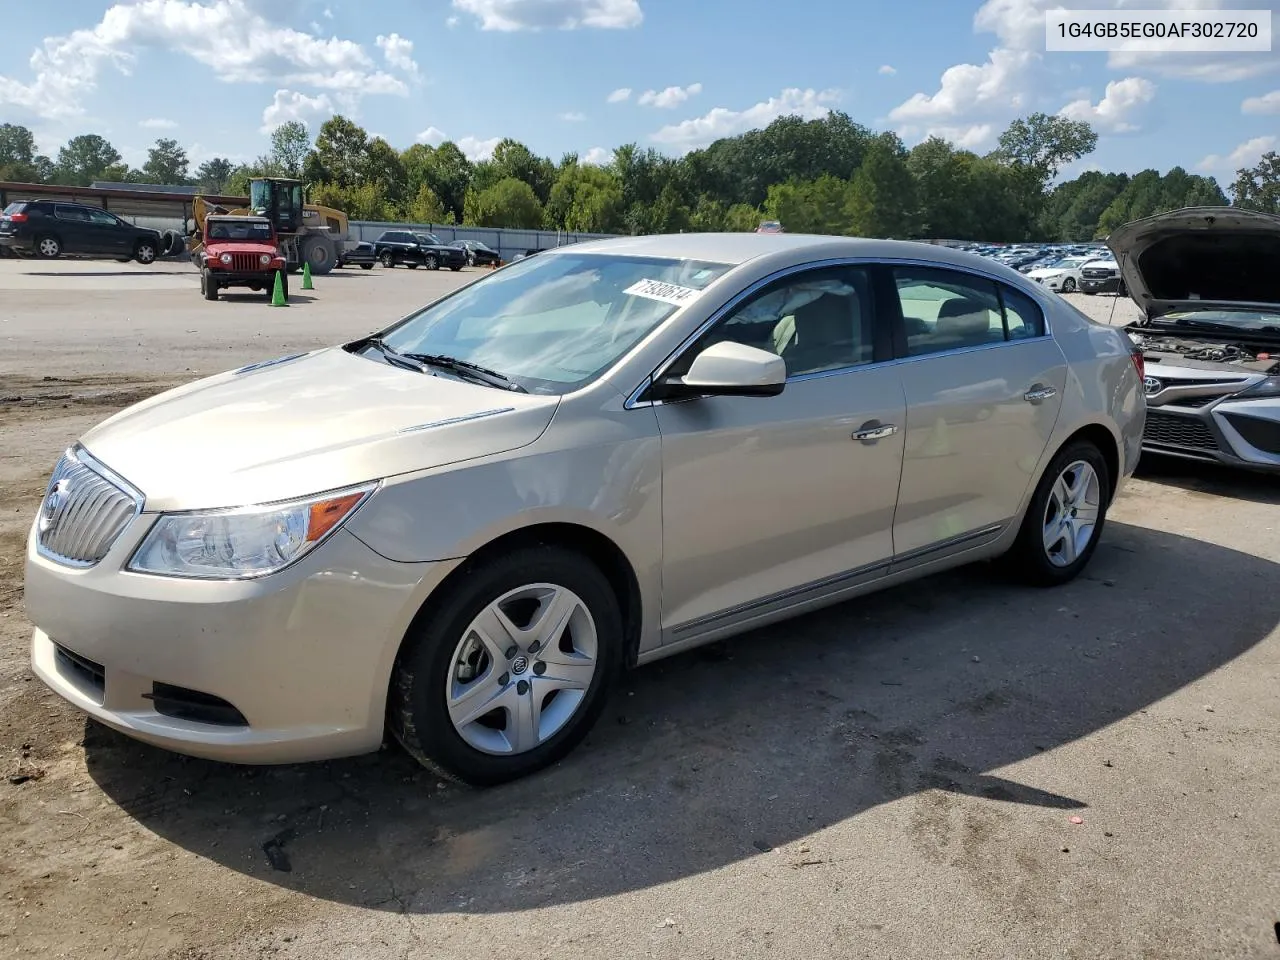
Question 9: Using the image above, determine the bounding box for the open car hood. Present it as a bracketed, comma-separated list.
[1106, 206, 1280, 319]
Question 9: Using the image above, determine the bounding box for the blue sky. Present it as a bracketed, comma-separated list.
[2, 0, 1279, 189]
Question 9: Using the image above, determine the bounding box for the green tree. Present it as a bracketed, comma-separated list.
[845, 134, 917, 238]
[52, 134, 124, 186]
[195, 158, 235, 193]
[361, 137, 408, 208]
[995, 112, 1099, 184]
[490, 138, 556, 203]
[764, 174, 849, 235]
[420, 142, 473, 222]
[464, 176, 544, 228]
[0, 123, 51, 182]
[1230, 151, 1280, 212]
[268, 121, 310, 178]
[547, 162, 624, 232]
[908, 137, 980, 239]
[406, 182, 453, 224]
[309, 115, 369, 188]
[1041, 170, 1130, 240]
[141, 137, 190, 184]
[724, 203, 763, 231]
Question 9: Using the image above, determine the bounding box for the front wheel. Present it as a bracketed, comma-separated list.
[424, 254, 438, 271]
[361, 263, 373, 270]
[389, 546, 623, 786]
[135, 241, 157, 265]
[1062, 277, 1076, 293]
[201, 268, 218, 301]
[1002, 441, 1110, 586]
[450, 265, 462, 272]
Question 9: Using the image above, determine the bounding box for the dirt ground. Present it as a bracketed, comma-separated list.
[1, 259, 1278, 960]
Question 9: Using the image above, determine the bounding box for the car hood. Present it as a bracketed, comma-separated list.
[76, 347, 560, 512]
[1027, 266, 1067, 277]
[1106, 206, 1280, 319]
[205, 240, 278, 255]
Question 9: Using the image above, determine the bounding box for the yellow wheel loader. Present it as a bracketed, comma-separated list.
[188, 178, 349, 275]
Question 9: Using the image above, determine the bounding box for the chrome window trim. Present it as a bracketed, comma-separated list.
[34, 443, 146, 569]
[623, 255, 1054, 410]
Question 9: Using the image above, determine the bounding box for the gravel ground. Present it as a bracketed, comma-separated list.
[1, 259, 1278, 960]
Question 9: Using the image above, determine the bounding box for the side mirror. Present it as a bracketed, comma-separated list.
[650, 341, 787, 401]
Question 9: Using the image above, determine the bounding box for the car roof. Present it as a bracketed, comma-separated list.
[548, 231, 1022, 275]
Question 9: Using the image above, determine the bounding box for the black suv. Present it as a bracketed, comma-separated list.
[0, 200, 165, 264]
[373, 230, 466, 270]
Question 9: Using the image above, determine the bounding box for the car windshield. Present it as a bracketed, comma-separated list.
[1157, 309, 1280, 331]
[376, 252, 733, 394]
[207, 220, 273, 241]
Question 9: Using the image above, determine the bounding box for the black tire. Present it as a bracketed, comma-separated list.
[361, 263, 373, 270]
[1083, 290, 1096, 296]
[134, 240, 158, 265]
[1002, 440, 1110, 587]
[380, 250, 395, 268]
[406, 262, 418, 269]
[1062, 277, 1076, 293]
[389, 545, 623, 786]
[424, 254, 439, 270]
[201, 268, 218, 301]
[301, 235, 335, 275]
[450, 265, 462, 272]
[36, 235, 61, 259]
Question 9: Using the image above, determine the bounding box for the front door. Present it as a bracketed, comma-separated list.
[653, 264, 906, 641]
[885, 264, 1067, 562]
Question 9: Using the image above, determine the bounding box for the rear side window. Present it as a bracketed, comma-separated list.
[893, 266, 1005, 356]
[2, 202, 26, 216]
[999, 285, 1046, 339]
[54, 205, 91, 222]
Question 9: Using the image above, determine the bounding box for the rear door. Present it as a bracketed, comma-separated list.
[52, 205, 95, 253]
[885, 264, 1067, 564]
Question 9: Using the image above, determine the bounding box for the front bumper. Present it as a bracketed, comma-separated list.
[25, 509, 452, 764]
[209, 269, 281, 285]
[1141, 398, 1280, 473]
[1080, 277, 1121, 293]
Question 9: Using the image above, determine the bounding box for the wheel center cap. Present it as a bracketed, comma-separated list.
[511, 655, 529, 675]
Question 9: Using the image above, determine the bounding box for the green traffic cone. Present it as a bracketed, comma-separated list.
[271, 270, 288, 307]
[302, 260, 314, 290]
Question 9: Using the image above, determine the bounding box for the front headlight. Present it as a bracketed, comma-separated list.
[219, 252, 232, 265]
[1233, 376, 1280, 400]
[259, 253, 272, 265]
[127, 483, 377, 580]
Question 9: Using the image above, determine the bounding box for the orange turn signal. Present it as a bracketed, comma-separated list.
[306, 492, 366, 542]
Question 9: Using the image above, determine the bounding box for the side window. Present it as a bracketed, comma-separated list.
[88, 209, 119, 226]
[893, 266, 1005, 357]
[54, 205, 90, 222]
[672, 266, 875, 379]
[999, 285, 1046, 339]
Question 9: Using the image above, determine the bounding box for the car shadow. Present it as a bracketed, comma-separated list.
[1137, 453, 1280, 506]
[213, 293, 319, 305]
[84, 521, 1278, 914]
[20, 270, 182, 277]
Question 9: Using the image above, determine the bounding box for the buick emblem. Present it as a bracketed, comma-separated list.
[39, 479, 69, 533]
[1143, 376, 1162, 396]
[510, 655, 529, 675]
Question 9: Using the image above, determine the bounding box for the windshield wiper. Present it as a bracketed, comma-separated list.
[362, 337, 429, 373]
[402, 353, 528, 393]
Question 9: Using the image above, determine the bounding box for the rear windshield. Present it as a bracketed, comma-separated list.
[207, 220, 273, 241]
[2, 202, 27, 216]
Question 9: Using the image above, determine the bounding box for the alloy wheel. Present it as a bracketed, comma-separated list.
[1042, 460, 1101, 568]
[38, 238, 59, 257]
[445, 583, 598, 755]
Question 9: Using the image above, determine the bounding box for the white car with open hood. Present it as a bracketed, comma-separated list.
[1113, 206, 1280, 473]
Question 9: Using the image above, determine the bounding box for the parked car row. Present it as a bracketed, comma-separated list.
[336, 234, 509, 271]
[949, 240, 1124, 297]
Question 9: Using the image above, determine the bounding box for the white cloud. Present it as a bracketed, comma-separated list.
[638, 82, 702, 108]
[878, 64, 896, 76]
[260, 88, 335, 133]
[416, 126, 447, 145]
[1198, 134, 1278, 171]
[1242, 89, 1280, 114]
[1058, 76, 1156, 133]
[446, 15, 460, 27]
[582, 146, 611, 165]
[323, 6, 333, 17]
[650, 87, 842, 152]
[1106, 0, 1280, 82]
[376, 32, 420, 78]
[458, 135, 502, 161]
[0, 0, 407, 122]
[559, 111, 587, 121]
[888, 46, 1033, 124]
[451, 0, 642, 31]
[607, 86, 632, 103]
[138, 117, 177, 130]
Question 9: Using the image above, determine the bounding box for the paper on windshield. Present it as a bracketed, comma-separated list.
[624, 278, 703, 307]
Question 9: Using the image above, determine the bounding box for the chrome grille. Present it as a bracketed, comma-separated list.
[1143, 412, 1219, 451]
[37, 449, 141, 566]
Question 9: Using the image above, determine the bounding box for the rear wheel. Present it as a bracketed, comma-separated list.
[301, 235, 335, 275]
[389, 546, 623, 786]
[1002, 440, 1110, 586]
[36, 235, 61, 259]
[201, 268, 218, 301]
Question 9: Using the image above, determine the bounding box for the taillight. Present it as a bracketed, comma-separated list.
[7, 213, 27, 223]
[1129, 343, 1145, 381]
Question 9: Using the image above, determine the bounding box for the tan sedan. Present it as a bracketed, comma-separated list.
[24, 233, 1146, 785]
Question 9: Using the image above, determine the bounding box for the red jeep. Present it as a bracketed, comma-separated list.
[198, 215, 288, 302]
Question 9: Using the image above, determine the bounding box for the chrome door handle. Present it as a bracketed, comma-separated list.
[1024, 385, 1057, 403]
[852, 423, 899, 442]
